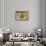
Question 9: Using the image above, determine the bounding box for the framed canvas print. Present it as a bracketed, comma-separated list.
[16, 11, 28, 21]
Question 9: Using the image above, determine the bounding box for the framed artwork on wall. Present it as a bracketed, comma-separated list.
[15, 11, 29, 21]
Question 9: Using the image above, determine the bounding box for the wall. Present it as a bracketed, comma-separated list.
[4, 0, 42, 32]
[0, 0, 3, 33]
[42, 0, 46, 37]
[45, 0, 46, 37]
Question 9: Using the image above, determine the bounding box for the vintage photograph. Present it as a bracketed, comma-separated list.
[16, 11, 28, 21]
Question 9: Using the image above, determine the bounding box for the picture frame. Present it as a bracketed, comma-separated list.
[15, 11, 29, 21]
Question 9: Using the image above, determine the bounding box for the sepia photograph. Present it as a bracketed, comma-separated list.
[16, 11, 28, 21]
